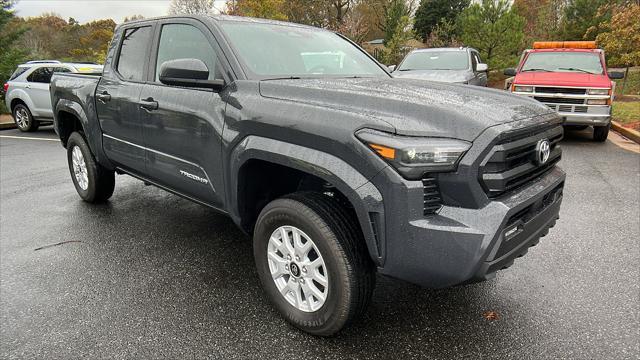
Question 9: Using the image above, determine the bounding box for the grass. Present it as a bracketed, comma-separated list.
[612, 99, 640, 129]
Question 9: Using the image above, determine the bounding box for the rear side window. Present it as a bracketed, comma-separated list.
[9, 67, 30, 81]
[26, 67, 71, 83]
[117, 26, 152, 81]
[27, 67, 54, 83]
[154, 23, 220, 82]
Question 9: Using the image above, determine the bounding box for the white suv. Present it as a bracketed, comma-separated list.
[3, 61, 102, 132]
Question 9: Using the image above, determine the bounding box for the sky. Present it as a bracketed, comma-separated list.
[13, 0, 227, 23]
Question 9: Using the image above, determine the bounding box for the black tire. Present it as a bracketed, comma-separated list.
[593, 125, 610, 142]
[66, 132, 115, 203]
[253, 192, 375, 336]
[12, 103, 39, 132]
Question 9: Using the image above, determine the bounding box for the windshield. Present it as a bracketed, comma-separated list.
[220, 21, 388, 79]
[398, 51, 469, 71]
[521, 52, 603, 74]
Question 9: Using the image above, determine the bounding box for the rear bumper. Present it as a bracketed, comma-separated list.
[378, 166, 565, 289]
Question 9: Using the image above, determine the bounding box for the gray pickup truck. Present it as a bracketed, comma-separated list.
[50, 15, 565, 336]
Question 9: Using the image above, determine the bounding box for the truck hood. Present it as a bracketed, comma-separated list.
[259, 78, 556, 141]
[514, 71, 612, 88]
[392, 69, 473, 84]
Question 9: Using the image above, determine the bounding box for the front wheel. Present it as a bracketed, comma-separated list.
[13, 104, 39, 132]
[253, 192, 375, 336]
[66, 132, 115, 203]
[593, 125, 610, 142]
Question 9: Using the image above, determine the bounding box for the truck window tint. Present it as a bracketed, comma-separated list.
[521, 52, 604, 74]
[155, 24, 219, 82]
[117, 26, 152, 81]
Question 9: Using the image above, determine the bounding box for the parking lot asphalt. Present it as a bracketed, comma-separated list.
[1, 127, 639, 359]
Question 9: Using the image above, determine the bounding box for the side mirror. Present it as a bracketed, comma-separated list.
[608, 71, 624, 80]
[504, 68, 517, 76]
[476, 63, 488, 72]
[159, 58, 225, 90]
[388, 65, 396, 72]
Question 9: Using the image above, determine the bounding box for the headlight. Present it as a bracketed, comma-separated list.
[513, 85, 533, 93]
[587, 88, 609, 95]
[356, 129, 471, 180]
[587, 99, 608, 105]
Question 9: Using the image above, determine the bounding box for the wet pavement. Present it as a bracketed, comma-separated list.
[1, 127, 638, 359]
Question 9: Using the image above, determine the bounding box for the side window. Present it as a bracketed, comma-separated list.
[117, 26, 152, 81]
[155, 23, 221, 82]
[9, 67, 30, 81]
[473, 52, 483, 66]
[54, 67, 72, 74]
[27, 67, 54, 83]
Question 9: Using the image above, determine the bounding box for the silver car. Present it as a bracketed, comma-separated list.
[4, 61, 102, 132]
[391, 47, 488, 86]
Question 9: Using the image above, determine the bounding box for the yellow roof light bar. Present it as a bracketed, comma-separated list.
[533, 41, 597, 49]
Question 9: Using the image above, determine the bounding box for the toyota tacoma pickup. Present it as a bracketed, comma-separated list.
[504, 41, 624, 142]
[50, 15, 565, 336]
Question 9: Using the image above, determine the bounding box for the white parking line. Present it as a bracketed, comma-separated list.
[0, 135, 59, 142]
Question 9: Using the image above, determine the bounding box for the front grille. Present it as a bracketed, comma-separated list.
[534, 96, 584, 104]
[480, 125, 563, 198]
[535, 87, 586, 95]
[422, 176, 442, 215]
[574, 106, 588, 113]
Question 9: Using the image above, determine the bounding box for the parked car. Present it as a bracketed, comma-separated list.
[504, 41, 624, 142]
[4, 61, 102, 132]
[391, 47, 488, 86]
[50, 15, 565, 336]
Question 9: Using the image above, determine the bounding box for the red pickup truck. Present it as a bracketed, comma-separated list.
[505, 41, 624, 141]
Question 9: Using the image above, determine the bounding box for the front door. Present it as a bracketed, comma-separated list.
[97, 25, 154, 175]
[140, 20, 228, 208]
[26, 66, 70, 118]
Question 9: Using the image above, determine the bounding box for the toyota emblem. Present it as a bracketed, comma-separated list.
[536, 139, 551, 165]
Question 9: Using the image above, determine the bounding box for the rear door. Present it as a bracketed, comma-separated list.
[25, 66, 71, 118]
[97, 24, 154, 175]
[139, 19, 229, 207]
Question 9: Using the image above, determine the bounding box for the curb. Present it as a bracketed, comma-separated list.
[611, 121, 640, 144]
[0, 121, 16, 130]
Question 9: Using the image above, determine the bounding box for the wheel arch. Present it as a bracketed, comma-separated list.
[228, 136, 385, 266]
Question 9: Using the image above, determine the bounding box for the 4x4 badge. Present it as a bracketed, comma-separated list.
[536, 139, 551, 165]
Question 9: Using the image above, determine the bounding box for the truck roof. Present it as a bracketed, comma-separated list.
[118, 14, 321, 32]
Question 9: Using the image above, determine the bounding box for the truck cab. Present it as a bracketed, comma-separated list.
[504, 41, 624, 141]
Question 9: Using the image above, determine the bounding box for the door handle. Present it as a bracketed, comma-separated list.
[139, 97, 159, 111]
[96, 92, 111, 103]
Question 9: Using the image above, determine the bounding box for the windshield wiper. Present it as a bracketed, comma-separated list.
[262, 76, 302, 81]
[558, 67, 597, 74]
[521, 68, 552, 72]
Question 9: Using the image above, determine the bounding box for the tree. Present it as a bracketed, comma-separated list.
[382, 15, 415, 65]
[168, 0, 215, 15]
[423, 18, 462, 47]
[378, 0, 414, 44]
[336, 7, 369, 43]
[596, 4, 640, 69]
[123, 15, 145, 22]
[513, 0, 566, 43]
[226, 0, 287, 20]
[413, 0, 469, 41]
[457, 0, 525, 68]
[559, 0, 610, 40]
[0, 0, 27, 111]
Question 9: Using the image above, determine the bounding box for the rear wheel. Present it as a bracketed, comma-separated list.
[66, 132, 115, 203]
[593, 125, 610, 142]
[253, 192, 375, 336]
[13, 104, 39, 132]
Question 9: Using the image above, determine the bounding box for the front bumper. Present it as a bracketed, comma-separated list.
[376, 167, 565, 288]
[560, 111, 610, 126]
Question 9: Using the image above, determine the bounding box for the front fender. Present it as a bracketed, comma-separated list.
[228, 135, 386, 265]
